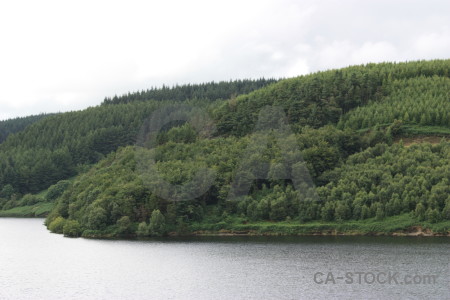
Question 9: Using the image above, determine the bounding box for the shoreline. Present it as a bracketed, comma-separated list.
[80, 225, 450, 239]
[187, 227, 450, 237]
[1, 214, 449, 239]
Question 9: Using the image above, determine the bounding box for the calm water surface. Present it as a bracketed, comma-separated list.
[0, 218, 448, 300]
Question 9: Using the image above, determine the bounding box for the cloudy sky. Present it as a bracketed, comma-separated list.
[0, 0, 449, 120]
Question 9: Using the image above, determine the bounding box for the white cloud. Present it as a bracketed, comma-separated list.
[0, 0, 449, 120]
[352, 41, 398, 64]
[412, 28, 450, 58]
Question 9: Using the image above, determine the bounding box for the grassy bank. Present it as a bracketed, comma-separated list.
[189, 214, 450, 237]
[0, 202, 54, 217]
[400, 125, 450, 136]
[40, 212, 450, 238]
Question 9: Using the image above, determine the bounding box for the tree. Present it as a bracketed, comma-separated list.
[149, 209, 166, 236]
[321, 202, 335, 221]
[87, 207, 108, 230]
[256, 198, 270, 220]
[335, 201, 351, 222]
[361, 205, 370, 220]
[63, 220, 82, 237]
[375, 203, 385, 220]
[46, 180, 70, 202]
[269, 195, 288, 221]
[48, 217, 66, 233]
[136, 221, 150, 236]
[442, 200, 450, 220]
[117, 216, 132, 234]
[246, 201, 259, 221]
[414, 203, 426, 221]
[0, 184, 14, 200]
[425, 208, 440, 223]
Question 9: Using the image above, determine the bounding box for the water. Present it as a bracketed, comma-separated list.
[0, 218, 448, 300]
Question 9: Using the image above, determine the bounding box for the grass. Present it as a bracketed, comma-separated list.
[400, 125, 450, 136]
[189, 214, 449, 236]
[0, 177, 77, 218]
[357, 124, 450, 136]
[0, 202, 54, 217]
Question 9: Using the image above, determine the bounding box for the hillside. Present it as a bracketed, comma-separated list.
[102, 78, 278, 105]
[0, 114, 52, 143]
[0, 59, 449, 237]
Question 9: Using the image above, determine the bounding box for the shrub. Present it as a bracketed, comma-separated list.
[136, 222, 150, 237]
[63, 220, 82, 237]
[20, 194, 42, 206]
[117, 216, 132, 234]
[149, 210, 166, 236]
[48, 217, 66, 233]
[425, 208, 440, 223]
[46, 180, 70, 202]
[414, 203, 426, 221]
[87, 206, 107, 230]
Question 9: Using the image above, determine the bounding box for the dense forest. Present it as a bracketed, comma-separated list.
[102, 79, 278, 105]
[0, 114, 51, 143]
[0, 59, 449, 237]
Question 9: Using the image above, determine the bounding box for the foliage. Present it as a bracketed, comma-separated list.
[136, 221, 150, 237]
[0, 202, 53, 217]
[214, 59, 449, 136]
[117, 216, 132, 234]
[338, 76, 450, 130]
[102, 79, 278, 105]
[45, 180, 71, 202]
[0, 59, 446, 237]
[149, 209, 166, 236]
[63, 220, 82, 237]
[0, 114, 52, 143]
[48, 216, 66, 233]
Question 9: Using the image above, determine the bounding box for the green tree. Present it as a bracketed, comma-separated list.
[136, 221, 150, 236]
[269, 195, 288, 221]
[335, 201, 351, 222]
[87, 207, 108, 230]
[117, 216, 132, 234]
[0, 184, 14, 200]
[414, 203, 426, 221]
[375, 203, 385, 220]
[149, 209, 166, 236]
[321, 202, 335, 221]
[48, 217, 66, 233]
[63, 220, 82, 237]
[46, 180, 70, 202]
[425, 208, 440, 223]
[442, 200, 450, 220]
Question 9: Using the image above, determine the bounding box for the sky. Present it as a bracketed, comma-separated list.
[0, 0, 449, 120]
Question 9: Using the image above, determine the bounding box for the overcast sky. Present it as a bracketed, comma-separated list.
[0, 0, 449, 120]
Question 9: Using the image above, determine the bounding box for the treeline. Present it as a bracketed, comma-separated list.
[102, 79, 278, 105]
[45, 138, 450, 237]
[45, 124, 360, 236]
[214, 59, 450, 136]
[0, 114, 52, 143]
[43, 122, 384, 236]
[0, 101, 177, 194]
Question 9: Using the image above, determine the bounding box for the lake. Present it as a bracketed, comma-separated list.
[0, 218, 448, 299]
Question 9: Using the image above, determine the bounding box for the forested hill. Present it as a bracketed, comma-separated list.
[215, 60, 449, 136]
[0, 59, 449, 237]
[0, 114, 52, 143]
[102, 78, 278, 105]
